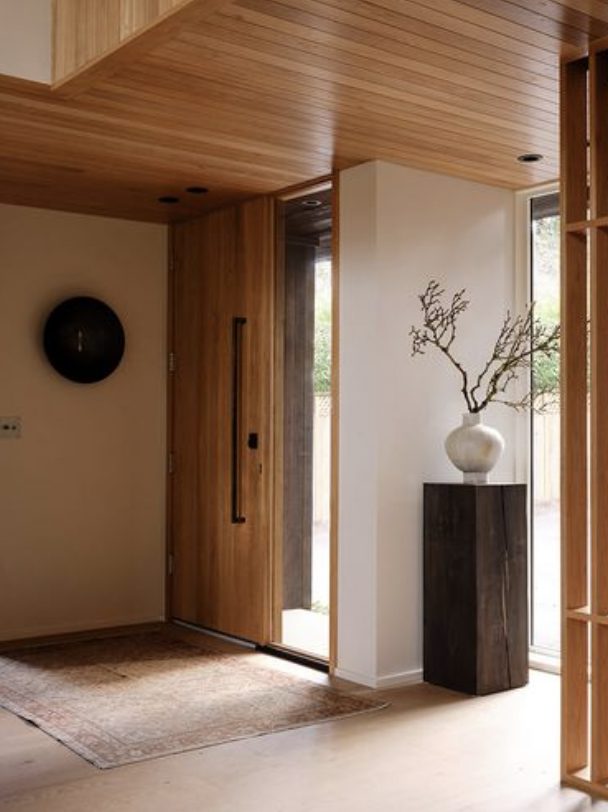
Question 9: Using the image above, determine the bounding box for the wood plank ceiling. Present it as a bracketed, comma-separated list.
[0, 0, 606, 222]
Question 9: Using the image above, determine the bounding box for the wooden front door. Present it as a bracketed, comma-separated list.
[169, 197, 274, 644]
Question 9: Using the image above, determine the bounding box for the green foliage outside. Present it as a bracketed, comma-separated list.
[532, 216, 560, 405]
[314, 260, 332, 394]
[532, 300, 560, 398]
[314, 308, 331, 393]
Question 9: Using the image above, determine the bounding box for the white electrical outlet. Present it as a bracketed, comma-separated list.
[0, 417, 21, 439]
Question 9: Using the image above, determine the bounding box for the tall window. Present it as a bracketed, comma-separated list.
[276, 186, 333, 661]
[530, 192, 560, 655]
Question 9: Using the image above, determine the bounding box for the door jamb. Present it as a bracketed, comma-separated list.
[165, 228, 176, 621]
[271, 173, 339, 673]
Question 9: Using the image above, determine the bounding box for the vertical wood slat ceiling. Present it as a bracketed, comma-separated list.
[53, 0, 190, 82]
[0, 0, 604, 222]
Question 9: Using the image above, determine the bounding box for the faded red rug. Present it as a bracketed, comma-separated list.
[0, 633, 386, 769]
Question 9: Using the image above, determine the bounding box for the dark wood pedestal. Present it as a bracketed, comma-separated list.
[423, 484, 528, 695]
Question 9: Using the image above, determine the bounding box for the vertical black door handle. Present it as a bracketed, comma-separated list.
[231, 317, 247, 524]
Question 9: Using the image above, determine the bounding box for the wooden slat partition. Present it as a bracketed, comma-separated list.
[590, 49, 608, 784]
[561, 55, 589, 781]
[562, 41, 608, 800]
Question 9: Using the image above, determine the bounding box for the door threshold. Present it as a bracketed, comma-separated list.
[171, 620, 329, 674]
[259, 643, 329, 673]
[171, 619, 256, 650]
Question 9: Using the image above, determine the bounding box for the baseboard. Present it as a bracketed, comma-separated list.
[529, 651, 560, 675]
[334, 666, 423, 689]
[334, 667, 377, 688]
[0, 618, 165, 651]
[375, 669, 424, 689]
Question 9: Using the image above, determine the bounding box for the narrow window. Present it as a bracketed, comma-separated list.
[275, 184, 333, 660]
[530, 192, 560, 656]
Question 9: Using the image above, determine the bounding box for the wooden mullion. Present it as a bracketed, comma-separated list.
[561, 55, 590, 779]
[592, 622, 608, 782]
[561, 57, 589, 613]
[561, 231, 590, 777]
[590, 51, 608, 219]
[561, 58, 588, 226]
[563, 619, 590, 775]
[561, 234, 589, 614]
[590, 46, 608, 784]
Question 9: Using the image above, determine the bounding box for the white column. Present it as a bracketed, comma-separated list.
[337, 160, 518, 687]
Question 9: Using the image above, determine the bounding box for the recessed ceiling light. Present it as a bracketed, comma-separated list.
[186, 186, 209, 195]
[517, 153, 544, 163]
[301, 199, 322, 209]
[158, 196, 180, 204]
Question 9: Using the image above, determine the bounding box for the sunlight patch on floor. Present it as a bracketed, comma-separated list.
[281, 609, 329, 659]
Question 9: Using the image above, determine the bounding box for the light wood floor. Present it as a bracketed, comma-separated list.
[0, 627, 605, 812]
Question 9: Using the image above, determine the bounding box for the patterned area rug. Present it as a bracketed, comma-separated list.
[0, 633, 386, 769]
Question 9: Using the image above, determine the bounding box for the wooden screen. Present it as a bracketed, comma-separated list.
[561, 43, 608, 800]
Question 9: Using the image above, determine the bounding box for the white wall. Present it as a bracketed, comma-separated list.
[0, 204, 167, 640]
[0, 1, 51, 83]
[337, 161, 518, 687]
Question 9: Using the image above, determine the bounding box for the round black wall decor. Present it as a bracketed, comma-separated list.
[43, 297, 125, 384]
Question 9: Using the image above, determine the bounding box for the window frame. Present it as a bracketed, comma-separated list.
[515, 182, 561, 673]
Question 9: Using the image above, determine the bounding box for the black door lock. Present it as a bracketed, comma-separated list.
[248, 433, 259, 450]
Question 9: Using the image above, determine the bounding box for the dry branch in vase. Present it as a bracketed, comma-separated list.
[409, 280, 560, 414]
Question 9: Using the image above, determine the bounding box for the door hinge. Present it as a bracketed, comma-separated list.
[168, 452, 175, 474]
[168, 553, 174, 576]
[169, 352, 176, 373]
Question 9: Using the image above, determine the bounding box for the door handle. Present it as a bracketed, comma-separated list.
[231, 317, 247, 524]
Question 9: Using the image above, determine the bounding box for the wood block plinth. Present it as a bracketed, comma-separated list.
[423, 483, 528, 696]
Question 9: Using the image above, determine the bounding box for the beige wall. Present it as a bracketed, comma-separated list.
[0, 203, 167, 640]
[0, 1, 51, 83]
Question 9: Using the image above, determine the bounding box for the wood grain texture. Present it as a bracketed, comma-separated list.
[169, 197, 274, 644]
[271, 200, 286, 645]
[53, 0, 198, 85]
[236, 196, 275, 643]
[560, 53, 590, 781]
[560, 41, 608, 795]
[424, 485, 477, 693]
[423, 484, 528, 696]
[560, 231, 590, 777]
[560, 61, 589, 615]
[562, 619, 589, 775]
[53, 0, 121, 82]
[2, 2, 608, 221]
[589, 48, 608, 785]
[53, 1, 232, 97]
[476, 486, 528, 693]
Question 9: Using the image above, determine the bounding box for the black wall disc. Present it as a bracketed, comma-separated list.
[43, 297, 125, 384]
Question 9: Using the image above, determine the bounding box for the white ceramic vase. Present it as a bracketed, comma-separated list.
[445, 412, 504, 484]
